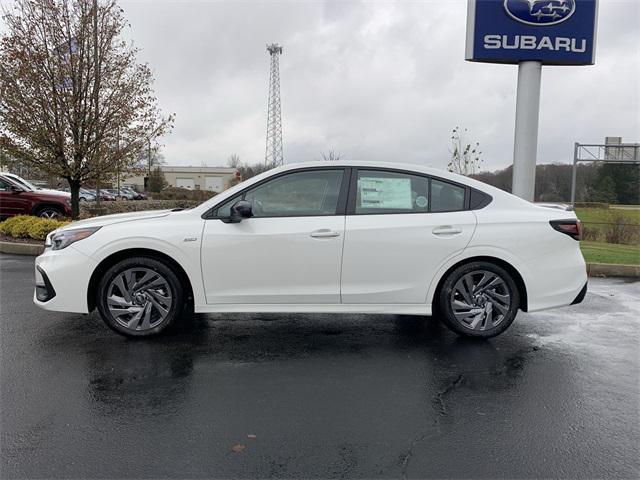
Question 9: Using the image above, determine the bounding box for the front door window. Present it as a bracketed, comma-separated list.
[217, 169, 344, 218]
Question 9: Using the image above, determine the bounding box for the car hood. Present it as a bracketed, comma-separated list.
[61, 209, 173, 230]
[38, 188, 71, 197]
[31, 188, 71, 198]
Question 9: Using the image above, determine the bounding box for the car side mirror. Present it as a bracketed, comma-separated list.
[228, 200, 252, 223]
[10, 185, 24, 193]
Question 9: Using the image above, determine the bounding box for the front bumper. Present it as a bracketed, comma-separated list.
[35, 266, 56, 302]
[33, 246, 97, 313]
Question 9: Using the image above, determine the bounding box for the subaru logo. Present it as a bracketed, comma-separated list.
[504, 0, 576, 26]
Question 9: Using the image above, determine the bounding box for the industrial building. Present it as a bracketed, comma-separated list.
[126, 165, 238, 192]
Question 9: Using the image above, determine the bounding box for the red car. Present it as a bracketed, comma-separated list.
[0, 174, 72, 218]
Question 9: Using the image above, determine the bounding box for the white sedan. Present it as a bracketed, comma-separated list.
[34, 162, 587, 338]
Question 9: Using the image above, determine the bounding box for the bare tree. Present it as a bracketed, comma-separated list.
[227, 153, 241, 169]
[448, 127, 482, 176]
[0, 0, 173, 218]
[226, 154, 271, 186]
[320, 149, 344, 162]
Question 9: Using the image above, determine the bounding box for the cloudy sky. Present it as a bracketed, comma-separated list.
[5, 0, 640, 171]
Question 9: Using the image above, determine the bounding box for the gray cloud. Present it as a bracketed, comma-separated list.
[4, 0, 640, 171]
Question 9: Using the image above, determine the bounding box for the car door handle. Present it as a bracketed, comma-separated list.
[432, 226, 463, 236]
[310, 229, 341, 238]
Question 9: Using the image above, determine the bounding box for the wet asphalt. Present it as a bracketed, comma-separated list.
[1, 253, 639, 479]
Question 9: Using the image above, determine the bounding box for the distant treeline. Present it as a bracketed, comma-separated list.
[471, 163, 639, 205]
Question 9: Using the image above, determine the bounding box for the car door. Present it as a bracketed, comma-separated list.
[0, 178, 12, 216]
[0, 177, 30, 217]
[341, 169, 477, 304]
[200, 168, 349, 304]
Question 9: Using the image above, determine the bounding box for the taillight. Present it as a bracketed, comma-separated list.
[549, 219, 582, 241]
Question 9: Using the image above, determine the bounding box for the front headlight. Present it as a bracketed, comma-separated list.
[46, 227, 101, 250]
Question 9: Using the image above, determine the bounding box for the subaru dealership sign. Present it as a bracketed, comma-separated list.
[466, 0, 598, 65]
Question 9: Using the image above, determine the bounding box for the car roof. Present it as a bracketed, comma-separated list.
[274, 161, 476, 184]
[1, 173, 19, 180]
[272, 161, 526, 203]
[1, 172, 28, 182]
[0, 173, 18, 185]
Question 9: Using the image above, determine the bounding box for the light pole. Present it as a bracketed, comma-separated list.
[93, 0, 101, 208]
[147, 138, 152, 191]
[116, 127, 120, 192]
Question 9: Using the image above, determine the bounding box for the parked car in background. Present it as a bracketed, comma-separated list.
[104, 188, 136, 201]
[85, 189, 116, 201]
[80, 188, 97, 201]
[123, 187, 146, 200]
[33, 161, 587, 338]
[0, 174, 72, 218]
[60, 187, 96, 202]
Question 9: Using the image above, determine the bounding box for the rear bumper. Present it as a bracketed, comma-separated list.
[524, 247, 588, 312]
[571, 282, 588, 305]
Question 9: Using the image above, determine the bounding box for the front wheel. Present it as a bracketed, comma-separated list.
[96, 257, 185, 337]
[36, 206, 63, 219]
[437, 262, 520, 338]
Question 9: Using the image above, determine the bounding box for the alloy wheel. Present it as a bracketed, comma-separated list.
[39, 209, 60, 219]
[450, 270, 511, 331]
[106, 267, 173, 331]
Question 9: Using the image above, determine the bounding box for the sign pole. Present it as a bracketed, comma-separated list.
[511, 60, 542, 201]
[466, 0, 598, 202]
[570, 142, 579, 205]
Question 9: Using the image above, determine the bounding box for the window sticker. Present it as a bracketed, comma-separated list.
[359, 177, 412, 209]
[415, 195, 428, 208]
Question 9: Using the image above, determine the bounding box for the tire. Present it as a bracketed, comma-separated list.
[79, 197, 86, 202]
[96, 257, 185, 337]
[36, 205, 63, 219]
[437, 261, 520, 338]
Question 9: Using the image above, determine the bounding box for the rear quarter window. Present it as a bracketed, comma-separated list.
[430, 179, 466, 212]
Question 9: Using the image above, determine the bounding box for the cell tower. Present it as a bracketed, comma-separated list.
[265, 43, 284, 167]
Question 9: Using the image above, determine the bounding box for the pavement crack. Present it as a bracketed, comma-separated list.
[397, 374, 465, 479]
[398, 433, 427, 480]
[432, 374, 464, 416]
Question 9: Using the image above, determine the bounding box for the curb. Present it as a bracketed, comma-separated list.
[0, 241, 44, 256]
[1, 240, 638, 278]
[587, 262, 640, 278]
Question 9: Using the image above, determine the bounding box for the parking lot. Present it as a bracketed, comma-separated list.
[1, 252, 638, 478]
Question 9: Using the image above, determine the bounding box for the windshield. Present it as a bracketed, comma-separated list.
[6, 174, 37, 191]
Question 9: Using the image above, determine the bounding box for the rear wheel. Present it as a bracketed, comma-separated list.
[437, 262, 520, 338]
[96, 257, 185, 337]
